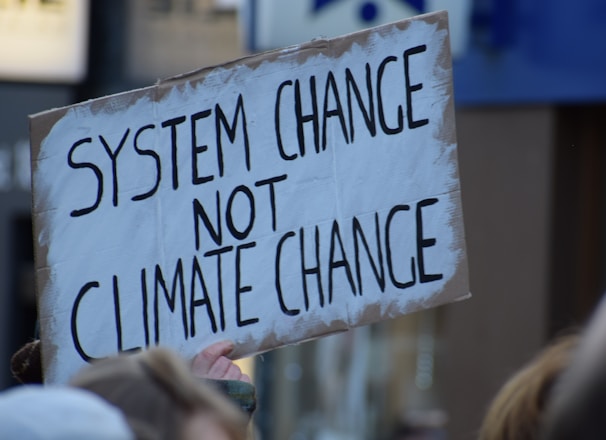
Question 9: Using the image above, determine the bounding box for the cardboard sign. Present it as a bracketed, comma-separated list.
[30, 11, 469, 384]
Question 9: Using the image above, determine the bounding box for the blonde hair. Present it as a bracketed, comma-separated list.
[70, 347, 248, 440]
[478, 334, 578, 440]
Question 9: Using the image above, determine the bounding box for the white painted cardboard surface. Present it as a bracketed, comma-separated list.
[30, 11, 469, 384]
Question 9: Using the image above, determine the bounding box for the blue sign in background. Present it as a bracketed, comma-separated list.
[248, 0, 606, 105]
[313, 0, 424, 22]
[454, 0, 606, 105]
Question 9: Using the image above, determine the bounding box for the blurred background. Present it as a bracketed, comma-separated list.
[1, 0, 605, 439]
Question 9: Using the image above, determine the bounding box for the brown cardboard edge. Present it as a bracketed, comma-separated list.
[228, 315, 350, 360]
[428, 188, 471, 306]
[29, 105, 68, 279]
[433, 12, 457, 150]
[38, 312, 59, 384]
[29, 110, 68, 380]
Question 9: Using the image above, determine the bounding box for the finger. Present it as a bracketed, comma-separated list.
[221, 364, 244, 381]
[192, 340, 234, 376]
[207, 357, 235, 379]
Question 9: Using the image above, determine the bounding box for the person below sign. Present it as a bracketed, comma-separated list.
[70, 344, 251, 440]
[479, 292, 606, 440]
[11, 339, 256, 439]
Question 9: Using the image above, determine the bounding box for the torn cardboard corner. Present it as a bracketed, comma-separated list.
[29, 10, 469, 384]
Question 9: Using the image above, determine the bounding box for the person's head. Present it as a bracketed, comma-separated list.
[0, 384, 134, 440]
[478, 333, 578, 440]
[541, 297, 606, 440]
[70, 347, 248, 440]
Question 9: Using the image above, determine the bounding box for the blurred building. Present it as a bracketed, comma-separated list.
[0, 1, 605, 439]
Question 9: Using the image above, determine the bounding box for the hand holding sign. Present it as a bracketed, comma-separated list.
[30, 11, 469, 384]
[192, 340, 251, 383]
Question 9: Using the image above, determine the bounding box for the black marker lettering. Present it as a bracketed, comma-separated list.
[112, 275, 124, 351]
[153, 259, 188, 344]
[71, 281, 102, 362]
[353, 214, 385, 295]
[300, 226, 323, 309]
[68, 138, 103, 217]
[275, 231, 300, 316]
[275, 80, 297, 161]
[215, 94, 250, 177]
[193, 192, 222, 250]
[328, 220, 356, 303]
[190, 255, 217, 336]
[235, 242, 259, 327]
[322, 71, 349, 150]
[346, 64, 376, 142]
[377, 56, 404, 135]
[112, 276, 141, 354]
[99, 129, 129, 207]
[226, 185, 255, 241]
[161, 115, 186, 190]
[132, 124, 161, 202]
[416, 198, 443, 282]
[190, 109, 214, 185]
[295, 77, 320, 156]
[204, 246, 234, 332]
[255, 174, 288, 232]
[385, 205, 416, 289]
[404, 45, 429, 129]
[141, 269, 150, 347]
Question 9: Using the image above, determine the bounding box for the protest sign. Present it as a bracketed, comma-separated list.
[30, 10, 470, 384]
